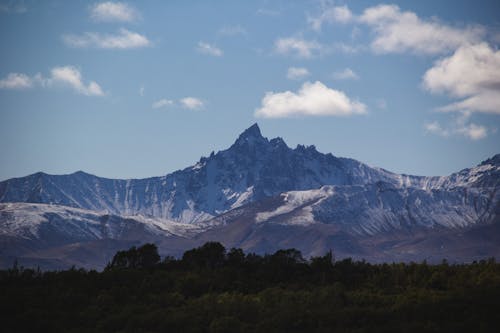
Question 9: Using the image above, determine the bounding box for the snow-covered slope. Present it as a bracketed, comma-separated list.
[0, 202, 202, 269]
[0, 202, 200, 242]
[247, 181, 499, 234]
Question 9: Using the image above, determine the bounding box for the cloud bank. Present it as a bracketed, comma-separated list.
[308, 3, 496, 140]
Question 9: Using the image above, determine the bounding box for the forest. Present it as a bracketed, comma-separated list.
[1, 242, 499, 332]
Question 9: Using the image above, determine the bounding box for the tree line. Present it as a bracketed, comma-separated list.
[1, 242, 499, 332]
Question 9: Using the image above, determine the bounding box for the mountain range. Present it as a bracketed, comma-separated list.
[1, 124, 499, 269]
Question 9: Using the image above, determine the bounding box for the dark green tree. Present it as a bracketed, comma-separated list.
[227, 248, 245, 266]
[106, 243, 160, 269]
[182, 242, 227, 269]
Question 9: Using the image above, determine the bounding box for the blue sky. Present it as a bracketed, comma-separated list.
[1, 0, 499, 181]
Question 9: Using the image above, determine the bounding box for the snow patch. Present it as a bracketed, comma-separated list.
[255, 187, 332, 224]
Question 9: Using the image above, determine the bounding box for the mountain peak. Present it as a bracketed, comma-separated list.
[240, 123, 262, 139]
[233, 123, 267, 147]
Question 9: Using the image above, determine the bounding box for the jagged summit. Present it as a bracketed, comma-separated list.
[232, 124, 321, 156]
[233, 123, 267, 146]
[241, 123, 262, 138]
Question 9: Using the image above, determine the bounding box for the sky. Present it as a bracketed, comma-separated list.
[0, 0, 499, 181]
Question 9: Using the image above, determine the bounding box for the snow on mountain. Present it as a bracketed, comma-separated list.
[0, 202, 200, 241]
[255, 187, 332, 225]
[0, 202, 204, 270]
[1, 202, 103, 240]
[1, 123, 465, 224]
[0, 124, 498, 267]
[0, 124, 498, 231]
[246, 154, 499, 235]
[250, 182, 498, 235]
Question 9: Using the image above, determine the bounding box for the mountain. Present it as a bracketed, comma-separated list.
[0, 123, 403, 223]
[0, 124, 499, 268]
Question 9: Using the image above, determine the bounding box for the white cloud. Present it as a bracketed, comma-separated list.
[152, 97, 205, 110]
[90, 2, 139, 22]
[359, 4, 484, 55]
[50, 66, 104, 96]
[308, 5, 353, 31]
[63, 28, 150, 49]
[333, 68, 358, 80]
[458, 123, 488, 140]
[425, 113, 488, 140]
[423, 43, 500, 114]
[438, 91, 500, 115]
[274, 37, 323, 58]
[287, 67, 310, 80]
[0, 73, 33, 89]
[425, 121, 487, 140]
[255, 81, 366, 118]
[425, 121, 449, 137]
[0, 66, 104, 96]
[139, 85, 144, 97]
[218, 25, 246, 36]
[197, 42, 223, 57]
[152, 99, 173, 109]
[312, 4, 485, 56]
[180, 97, 204, 110]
